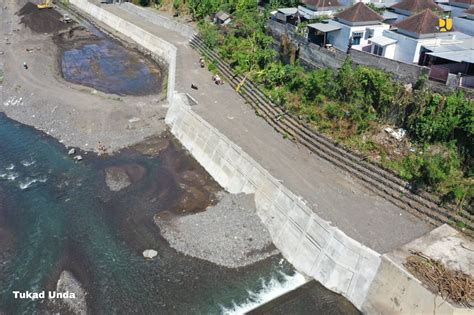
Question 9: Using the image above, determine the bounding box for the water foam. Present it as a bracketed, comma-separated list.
[19, 176, 47, 190]
[21, 159, 36, 167]
[0, 171, 19, 181]
[6, 164, 15, 170]
[220, 270, 308, 314]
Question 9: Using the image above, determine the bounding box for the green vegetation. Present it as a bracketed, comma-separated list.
[366, 3, 385, 14]
[140, 0, 473, 211]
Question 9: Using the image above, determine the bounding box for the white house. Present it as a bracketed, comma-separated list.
[316, 2, 390, 51]
[369, 9, 472, 64]
[298, 0, 342, 20]
[453, 6, 474, 35]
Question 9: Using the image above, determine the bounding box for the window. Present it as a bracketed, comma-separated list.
[373, 45, 383, 56]
[352, 32, 363, 45]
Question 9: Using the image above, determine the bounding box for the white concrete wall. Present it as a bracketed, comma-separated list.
[69, 0, 177, 103]
[383, 43, 396, 59]
[384, 30, 424, 64]
[166, 95, 381, 310]
[121, 3, 197, 39]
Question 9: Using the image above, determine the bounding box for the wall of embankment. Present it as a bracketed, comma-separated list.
[166, 97, 471, 315]
[166, 95, 381, 310]
[69, 0, 176, 104]
[70, 2, 471, 314]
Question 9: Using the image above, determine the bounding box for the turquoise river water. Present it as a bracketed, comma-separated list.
[0, 113, 304, 314]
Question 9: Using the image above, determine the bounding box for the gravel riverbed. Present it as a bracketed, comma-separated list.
[156, 192, 279, 268]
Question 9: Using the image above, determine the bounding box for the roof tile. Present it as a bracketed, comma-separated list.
[394, 8, 441, 35]
[335, 2, 383, 23]
[391, 0, 444, 14]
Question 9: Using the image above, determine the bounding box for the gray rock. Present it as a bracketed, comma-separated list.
[104, 167, 131, 191]
[143, 249, 158, 259]
[68, 148, 76, 155]
[55, 270, 87, 315]
[73, 155, 83, 161]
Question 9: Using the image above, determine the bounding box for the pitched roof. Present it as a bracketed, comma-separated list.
[391, 0, 444, 14]
[394, 8, 441, 35]
[215, 11, 230, 21]
[277, 8, 298, 15]
[335, 2, 383, 23]
[303, 0, 341, 8]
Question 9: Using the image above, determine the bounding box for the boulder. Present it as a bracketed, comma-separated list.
[73, 155, 83, 161]
[104, 167, 131, 192]
[68, 148, 76, 155]
[55, 270, 87, 314]
[143, 249, 158, 259]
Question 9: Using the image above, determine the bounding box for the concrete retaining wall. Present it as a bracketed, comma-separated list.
[349, 49, 429, 83]
[121, 3, 196, 39]
[166, 94, 381, 309]
[69, 0, 176, 103]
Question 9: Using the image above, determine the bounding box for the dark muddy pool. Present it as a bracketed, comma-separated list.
[58, 23, 163, 96]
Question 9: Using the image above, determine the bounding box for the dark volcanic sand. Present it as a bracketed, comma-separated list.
[18, 2, 73, 34]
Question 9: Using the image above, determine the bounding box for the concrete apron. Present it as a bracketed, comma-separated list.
[69, 1, 473, 313]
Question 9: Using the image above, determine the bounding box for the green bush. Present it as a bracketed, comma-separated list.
[199, 22, 221, 49]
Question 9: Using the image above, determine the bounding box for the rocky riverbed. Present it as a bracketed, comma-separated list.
[156, 192, 278, 268]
